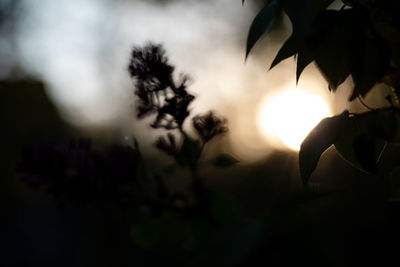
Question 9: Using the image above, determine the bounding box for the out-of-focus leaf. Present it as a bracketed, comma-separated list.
[299, 110, 350, 186]
[334, 111, 392, 174]
[245, 0, 279, 59]
[206, 191, 241, 224]
[175, 135, 202, 166]
[211, 153, 239, 168]
[269, 34, 298, 70]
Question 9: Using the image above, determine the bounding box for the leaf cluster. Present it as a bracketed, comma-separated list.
[245, 0, 399, 100]
[299, 109, 400, 185]
[244, 0, 400, 185]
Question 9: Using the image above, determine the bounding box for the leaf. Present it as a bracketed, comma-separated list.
[349, 35, 390, 100]
[245, 0, 279, 59]
[269, 34, 298, 70]
[282, 0, 333, 36]
[364, 110, 399, 143]
[175, 134, 202, 167]
[307, 9, 389, 100]
[296, 50, 314, 84]
[334, 111, 390, 174]
[311, 10, 352, 90]
[211, 153, 239, 168]
[299, 110, 350, 186]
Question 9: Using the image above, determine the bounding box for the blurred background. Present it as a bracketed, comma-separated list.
[1, 0, 397, 266]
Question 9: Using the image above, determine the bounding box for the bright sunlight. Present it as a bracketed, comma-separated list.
[258, 88, 332, 151]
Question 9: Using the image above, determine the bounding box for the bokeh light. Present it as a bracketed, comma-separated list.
[258, 88, 332, 151]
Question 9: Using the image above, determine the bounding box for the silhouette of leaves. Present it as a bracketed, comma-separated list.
[299, 110, 350, 186]
[249, 1, 392, 98]
[333, 110, 397, 174]
[245, 0, 279, 59]
[269, 34, 297, 70]
[300, 109, 400, 183]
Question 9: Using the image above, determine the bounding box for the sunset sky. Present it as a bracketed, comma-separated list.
[2, 0, 385, 161]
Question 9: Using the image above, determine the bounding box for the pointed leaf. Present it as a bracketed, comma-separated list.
[299, 110, 350, 186]
[245, 0, 279, 59]
[311, 10, 352, 90]
[296, 51, 314, 84]
[269, 34, 298, 70]
[211, 153, 239, 168]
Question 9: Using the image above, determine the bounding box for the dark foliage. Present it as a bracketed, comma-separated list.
[245, 0, 397, 99]
[17, 139, 142, 208]
[244, 0, 400, 184]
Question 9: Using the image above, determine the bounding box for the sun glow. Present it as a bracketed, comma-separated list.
[258, 88, 331, 151]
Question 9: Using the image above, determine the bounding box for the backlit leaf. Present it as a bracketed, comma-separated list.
[334, 111, 391, 173]
[245, 0, 279, 59]
[299, 110, 350, 186]
[269, 34, 298, 70]
[211, 153, 239, 168]
[296, 51, 314, 84]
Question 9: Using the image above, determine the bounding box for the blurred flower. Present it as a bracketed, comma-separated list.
[154, 133, 177, 156]
[128, 43, 174, 89]
[192, 111, 228, 143]
[128, 43, 194, 129]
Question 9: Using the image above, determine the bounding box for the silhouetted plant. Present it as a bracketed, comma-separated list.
[126, 43, 241, 251]
[16, 43, 240, 256]
[244, 0, 400, 188]
[129, 43, 233, 171]
[129, 43, 194, 129]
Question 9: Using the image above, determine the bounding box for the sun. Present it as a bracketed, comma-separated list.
[258, 88, 331, 151]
